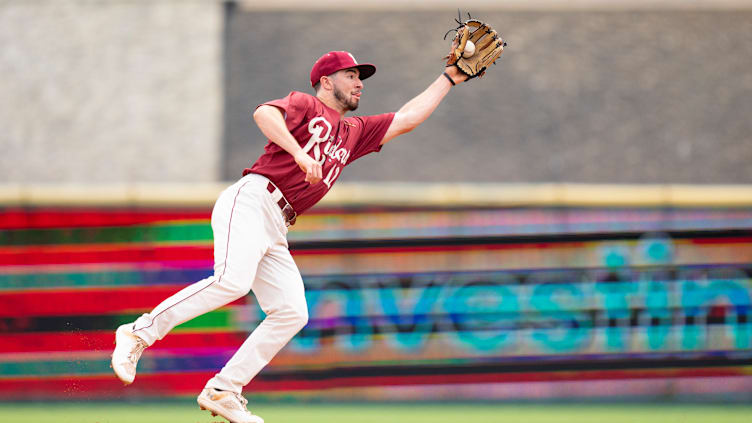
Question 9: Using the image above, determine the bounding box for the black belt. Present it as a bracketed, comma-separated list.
[266, 182, 297, 226]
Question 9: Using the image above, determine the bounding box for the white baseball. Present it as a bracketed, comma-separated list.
[462, 40, 476, 58]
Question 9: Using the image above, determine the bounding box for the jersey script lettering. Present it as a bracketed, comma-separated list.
[303, 117, 332, 165]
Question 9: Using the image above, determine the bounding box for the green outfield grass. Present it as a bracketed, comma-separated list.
[1, 402, 751, 423]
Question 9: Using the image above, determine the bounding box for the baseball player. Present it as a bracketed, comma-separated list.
[112, 21, 503, 423]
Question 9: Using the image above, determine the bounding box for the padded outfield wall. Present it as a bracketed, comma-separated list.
[1, 184, 751, 401]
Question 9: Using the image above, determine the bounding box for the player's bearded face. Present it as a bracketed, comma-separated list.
[332, 70, 362, 112]
[333, 85, 358, 111]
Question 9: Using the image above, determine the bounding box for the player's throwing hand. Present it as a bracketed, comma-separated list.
[293, 150, 322, 184]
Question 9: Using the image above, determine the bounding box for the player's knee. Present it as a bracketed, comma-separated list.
[217, 275, 252, 300]
[289, 303, 309, 331]
[278, 300, 308, 333]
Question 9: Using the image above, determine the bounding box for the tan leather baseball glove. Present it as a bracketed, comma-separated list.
[445, 17, 506, 79]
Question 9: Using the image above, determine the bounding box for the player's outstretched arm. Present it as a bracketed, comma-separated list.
[379, 66, 468, 145]
[253, 105, 323, 184]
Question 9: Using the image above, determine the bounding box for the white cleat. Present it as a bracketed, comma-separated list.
[111, 324, 148, 385]
[197, 388, 264, 423]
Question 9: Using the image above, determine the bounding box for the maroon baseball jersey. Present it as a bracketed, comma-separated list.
[244, 91, 395, 215]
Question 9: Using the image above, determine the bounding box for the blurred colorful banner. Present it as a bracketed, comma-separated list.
[1, 204, 751, 400]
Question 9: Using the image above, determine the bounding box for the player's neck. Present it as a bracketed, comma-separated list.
[316, 93, 347, 118]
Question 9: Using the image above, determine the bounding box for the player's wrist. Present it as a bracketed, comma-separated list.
[442, 71, 456, 86]
[443, 66, 468, 85]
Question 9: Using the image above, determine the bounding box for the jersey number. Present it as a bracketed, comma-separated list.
[322, 165, 341, 188]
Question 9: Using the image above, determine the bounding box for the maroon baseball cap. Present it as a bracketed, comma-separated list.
[310, 51, 376, 87]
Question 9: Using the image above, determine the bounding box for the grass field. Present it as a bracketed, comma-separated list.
[1, 402, 751, 423]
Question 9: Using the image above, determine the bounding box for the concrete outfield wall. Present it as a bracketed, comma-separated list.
[0, 0, 223, 183]
[2, 2, 751, 185]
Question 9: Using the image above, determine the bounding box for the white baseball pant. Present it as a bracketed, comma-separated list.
[131, 173, 309, 394]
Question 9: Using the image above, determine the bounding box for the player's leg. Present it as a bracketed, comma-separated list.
[198, 238, 306, 423]
[206, 241, 307, 392]
[112, 176, 273, 385]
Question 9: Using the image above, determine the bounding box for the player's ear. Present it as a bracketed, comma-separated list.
[320, 75, 334, 91]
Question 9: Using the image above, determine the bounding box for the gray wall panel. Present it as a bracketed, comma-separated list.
[224, 10, 752, 183]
